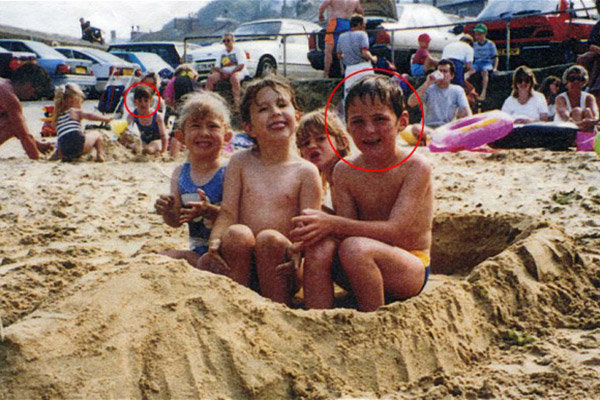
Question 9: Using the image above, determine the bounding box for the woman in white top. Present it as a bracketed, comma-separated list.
[501, 65, 548, 124]
[554, 65, 598, 127]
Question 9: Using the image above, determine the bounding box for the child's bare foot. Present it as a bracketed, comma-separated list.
[95, 154, 105, 162]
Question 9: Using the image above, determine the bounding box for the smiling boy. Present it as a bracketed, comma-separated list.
[291, 75, 433, 311]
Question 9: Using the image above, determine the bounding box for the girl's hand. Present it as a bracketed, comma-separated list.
[290, 209, 336, 249]
[155, 194, 176, 216]
[179, 189, 209, 224]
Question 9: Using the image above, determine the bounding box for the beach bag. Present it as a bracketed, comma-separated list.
[98, 85, 125, 114]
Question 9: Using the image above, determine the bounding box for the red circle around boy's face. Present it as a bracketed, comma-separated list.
[324, 68, 425, 173]
[123, 82, 161, 118]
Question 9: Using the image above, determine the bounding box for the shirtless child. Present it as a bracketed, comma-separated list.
[198, 75, 332, 309]
[0, 63, 53, 159]
[319, 0, 363, 78]
[291, 75, 434, 312]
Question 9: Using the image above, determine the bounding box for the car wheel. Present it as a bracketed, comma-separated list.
[256, 56, 277, 77]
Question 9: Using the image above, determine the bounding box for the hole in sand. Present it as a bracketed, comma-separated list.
[431, 213, 531, 276]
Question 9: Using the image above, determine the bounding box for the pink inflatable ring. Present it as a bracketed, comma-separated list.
[428, 110, 514, 152]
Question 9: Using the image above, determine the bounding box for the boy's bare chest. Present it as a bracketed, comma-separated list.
[349, 172, 405, 218]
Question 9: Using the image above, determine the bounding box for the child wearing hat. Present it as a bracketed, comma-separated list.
[410, 33, 438, 77]
[466, 23, 498, 100]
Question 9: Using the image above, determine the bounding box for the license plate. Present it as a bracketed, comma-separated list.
[122, 68, 133, 76]
[75, 67, 86, 74]
[195, 61, 214, 72]
[498, 47, 520, 56]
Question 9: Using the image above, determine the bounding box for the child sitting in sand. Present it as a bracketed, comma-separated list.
[154, 91, 232, 267]
[198, 75, 332, 309]
[291, 75, 434, 312]
[296, 108, 350, 212]
[126, 86, 167, 155]
[53, 83, 111, 162]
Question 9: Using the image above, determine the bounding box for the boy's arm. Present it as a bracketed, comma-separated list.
[207, 153, 243, 248]
[299, 163, 322, 211]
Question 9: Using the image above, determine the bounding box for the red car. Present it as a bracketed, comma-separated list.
[464, 0, 598, 70]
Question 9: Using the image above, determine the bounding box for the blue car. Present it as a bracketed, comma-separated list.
[0, 39, 96, 98]
[111, 51, 174, 80]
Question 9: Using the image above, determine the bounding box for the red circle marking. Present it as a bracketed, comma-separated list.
[324, 68, 425, 173]
[123, 82, 161, 118]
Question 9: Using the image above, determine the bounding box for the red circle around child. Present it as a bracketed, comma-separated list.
[123, 82, 161, 118]
[324, 68, 425, 173]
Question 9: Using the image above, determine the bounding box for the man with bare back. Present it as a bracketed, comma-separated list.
[0, 63, 53, 159]
[319, 0, 364, 78]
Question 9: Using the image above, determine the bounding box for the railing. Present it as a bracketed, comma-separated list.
[183, 5, 597, 74]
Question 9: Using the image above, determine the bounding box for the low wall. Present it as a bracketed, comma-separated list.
[215, 64, 573, 128]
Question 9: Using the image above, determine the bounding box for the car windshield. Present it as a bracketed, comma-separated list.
[234, 22, 282, 41]
[478, 0, 559, 19]
[134, 52, 169, 67]
[26, 41, 67, 59]
[76, 48, 127, 63]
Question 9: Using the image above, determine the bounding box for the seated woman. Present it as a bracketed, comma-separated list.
[554, 65, 599, 131]
[501, 65, 548, 124]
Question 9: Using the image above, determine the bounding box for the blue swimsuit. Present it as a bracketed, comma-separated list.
[178, 163, 227, 255]
[133, 110, 161, 144]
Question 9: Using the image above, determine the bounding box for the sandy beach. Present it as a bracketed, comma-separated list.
[0, 100, 599, 399]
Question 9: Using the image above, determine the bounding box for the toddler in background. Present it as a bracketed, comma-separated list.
[53, 83, 111, 162]
[296, 108, 350, 212]
[410, 33, 437, 77]
[126, 85, 167, 155]
[154, 91, 232, 267]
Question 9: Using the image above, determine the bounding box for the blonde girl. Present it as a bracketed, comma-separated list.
[53, 83, 111, 162]
[154, 91, 232, 267]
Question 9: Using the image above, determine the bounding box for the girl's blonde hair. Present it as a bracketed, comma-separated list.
[177, 91, 231, 131]
[53, 83, 85, 124]
[296, 108, 350, 157]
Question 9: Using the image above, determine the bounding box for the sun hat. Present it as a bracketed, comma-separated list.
[474, 23, 488, 33]
[418, 33, 431, 43]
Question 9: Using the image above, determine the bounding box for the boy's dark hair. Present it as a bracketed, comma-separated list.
[240, 74, 300, 125]
[350, 14, 364, 28]
[438, 59, 455, 76]
[134, 85, 153, 100]
[344, 75, 404, 119]
[11, 63, 51, 94]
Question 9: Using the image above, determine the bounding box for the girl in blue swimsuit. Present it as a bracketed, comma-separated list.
[126, 86, 166, 155]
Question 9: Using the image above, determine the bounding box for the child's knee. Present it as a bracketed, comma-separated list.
[223, 224, 255, 248]
[256, 229, 289, 253]
[338, 237, 371, 263]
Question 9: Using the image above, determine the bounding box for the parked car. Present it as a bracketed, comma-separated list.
[110, 51, 174, 79]
[463, 0, 598, 70]
[308, 1, 461, 76]
[107, 42, 203, 69]
[0, 39, 96, 98]
[189, 19, 323, 79]
[0, 44, 37, 78]
[55, 46, 140, 95]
